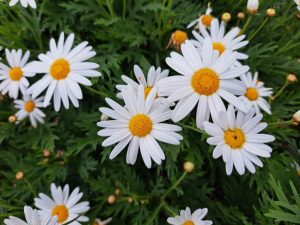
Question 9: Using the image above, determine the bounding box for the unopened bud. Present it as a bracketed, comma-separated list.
[237, 12, 246, 20]
[222, 13, 231, 22]
[8, 115, 17, 123]
[266, 8, 276, 17]
[101, 113, 109, 121]
[287, 74, 297, 83]
[107, 195, 116, 204]
[183, 161, 195, 173]
[16, 171, 25, 180]
[293, 110, 300, 124]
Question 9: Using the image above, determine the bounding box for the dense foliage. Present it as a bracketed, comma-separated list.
[0, 0, 300, 224]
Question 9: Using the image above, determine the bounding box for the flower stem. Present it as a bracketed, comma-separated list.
[84, 86, 110, 98]
[271, 81, 289, 102]
[248, 17, 269, 41]
[241, 15, 253, 34]
[268, 120, 293, 127]
[179, 123, 204, 134]
[162, 202, 177, 216]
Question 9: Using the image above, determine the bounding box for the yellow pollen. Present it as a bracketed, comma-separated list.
[224, 128, 245, 149]
[144, 86, 152, 99]
[9, 67, 23, 81]
[201, 15, 213, 26]
[128, 114, 153, 137]
[173, 30, 188, 45]
[52, 205, 69, 223]
[213, 42, 226, 55]
[24, 100, 35, 112]
[245, 87, 259, 101]
[191, 68, 219, 95]
[50, 59, 70, 80]
[182, 221, 195, 225]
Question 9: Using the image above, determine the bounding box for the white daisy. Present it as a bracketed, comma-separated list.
[247, 0, 259, 13]
[167, 207, 213, 225]
[203, 105, 275, 175]
[9, 0, 37, 8]
[187, 2, 213, 29]
[4, 206, 58, 225]
[97, 84, 183, 168]
[34, 183, 90, 225]
[25, 32, 101, 111]
[158, 38, 249, 129]
[294, 0, 300, 11]
[14, 94, 46, 128]
[0, 49, 35, 99]
[239, 72, 273, 115]
[192, 19, 249, 60]
[115, 65, 169, 99]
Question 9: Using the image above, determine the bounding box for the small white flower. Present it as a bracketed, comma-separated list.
[167, 207, 213, 225]
[34, 183, 90, 225]
[25, 32, 101, 111]
[9, 0, 37, 8]
[93, 218, 112, 225]
[247, 0, 259, 13]
[97, 85, 183, 168]
[203, 105, 275, 175]
[158, 38, 248, 129]
[187, 2, 213, 29]
[240, 72, 273, 114]
[192, 19, 249, 60]
[14, 94, 46, 128]
[0, 49, 35, 99]
[4, 206, 58, 225]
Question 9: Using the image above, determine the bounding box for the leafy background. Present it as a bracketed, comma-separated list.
[0, 0, 300, 224]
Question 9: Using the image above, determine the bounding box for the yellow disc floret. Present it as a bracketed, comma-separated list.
[50, 59, 70, 80]
[144, 86, 152, 98]
[224, 128, 245, 149]
[9, 67, 23, 81]
[245, 87, 259, 101]
[24, 100, 35, 112]
[213, 42, 226, 55]
[52, 205, 69, 223]
[182, 221, 195, 225]
[173, 30, 188, 45]
[201, 15, 213, 26]
[129, 114, 153, 137]
[191, 68, 219, 96]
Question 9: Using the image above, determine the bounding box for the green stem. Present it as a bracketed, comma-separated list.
[271, 81, 289, 101]
[105, 0, 115, 18]
[122, 0, 126, 18]
[241, 15, 252, 34]
[179, 123, 204, 134]
[268, 120, 293, 127]
[162, 202, 177, 216]
[248, 17, 269, 41]
[84, 86, 110, 98]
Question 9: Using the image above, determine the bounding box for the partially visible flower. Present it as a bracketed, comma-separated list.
[239, 72, 273, 115]
[294, 0, 300, 11]
[14, 94, 46, 128]
[203, 105, 275, 175]
[25, 32, 101, 111]
[0, 49, 35, 99]
[247, 0, 259, 14]
[167, 207, 213, 225]
[187, 2, 213, 29]
[166, 30, 188, 50]
[93, 218, 112, 225]
[4, 206, 58, 225]
[293, 110, 300, 124]
[34, 183, 90, 225]
[9, 0, 37, 8]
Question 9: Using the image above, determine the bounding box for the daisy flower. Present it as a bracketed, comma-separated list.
[294, 0, 300, 11]
[166, 30, 188, 50]
[203, 105, 275, 175]
[239, 72, 273, 115]
[0, 49, 35, 99]
[158, 38, 249, 129]
[167, 207, 213, 225]
[14, 94, 46, 128]
[97, 85, 183, 168]
[187, 2, 213, 29]
[116, 65, 169, 99]
[9, 0, 37, 8]
[247, 0, 259, 14]
[34, 183, 90, 225]
[25, 32, 101, 111]
[192, 19, 249, 60]
[4, 206, 58, 225]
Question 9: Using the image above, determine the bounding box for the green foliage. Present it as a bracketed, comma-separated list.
[0, 0, 300, 224]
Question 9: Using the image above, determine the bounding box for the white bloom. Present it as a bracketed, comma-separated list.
[25, 32, 101, 111]
[0, 49, 35, 99]
[247, 0, 259, 12]
[203, 105, 275, 175]
[167, 207, 213, 225]
[14, 94, 46, 128]
[239, 72, 273, 114]
[93, 218, 112, 225]
[192, 19, 249, 60]
[116, 65, 169, 99]
[9, 0, 36, 8]
[97, 85, 183, 168]
[294, 0, 300, 11]
[4, 206, 58, 225]
[158, 38, 249, 129]
[34, 183, 90, 225]
[187, 2, 213, 29]
[293, 110, 300, 123]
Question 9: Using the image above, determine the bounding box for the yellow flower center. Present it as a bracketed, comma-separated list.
[24, 100, 35, 112]
[201, 15, 213, 26]
[191, 68, 219, 95]
[144, 86, 152, 99]
[50, 59, 70, 80]
[224, 128, 245, 149]
[182, 221, 195, 225]
[9, 67, 23, 81]
[245, 87, 259, 101]
[173, 30, 188, 45]
[213, 42, 226, 55]
[128, 114, 153, 137]
[52, 205, 69, 223]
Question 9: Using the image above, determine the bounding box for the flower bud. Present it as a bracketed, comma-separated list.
[266, 8, 276, 17]
[115, 188, 121, 196]
[107, 195, 116, 204]
[183, 161, 195, 173]
[222, 13, 231, 22]
[293, 110, 300, 124]
[128, 197, 133, 204]
[43, 149, 51, 158]
[237, 12, 246, 20]
[16, 171, 25, 180]
[247, 0, 259, 14]
[8, 115, 17, 123]
[101, 113, 109, 121]
[287, 74, 297, 83]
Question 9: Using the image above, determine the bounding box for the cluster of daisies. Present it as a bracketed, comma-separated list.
[0, 32, 101, 127]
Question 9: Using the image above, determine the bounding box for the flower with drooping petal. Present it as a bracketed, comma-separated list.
[97, 84, 183, 168]
[203, 105, 275, 175]
[187, 2, 213, 29]
[167, 207, 213, 225]
[25, 32, 101, 111]
[9, 0, 37, 8]
[0, 49, 35, 99]
[34, 183, 90, 225]
[158, 38, 249, 129]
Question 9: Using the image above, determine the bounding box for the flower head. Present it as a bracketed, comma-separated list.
[9, 0, 36, 8]
[187, 2, 213, 29]
[167, 207, 213, 225]
[247, 0, 259, 13]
